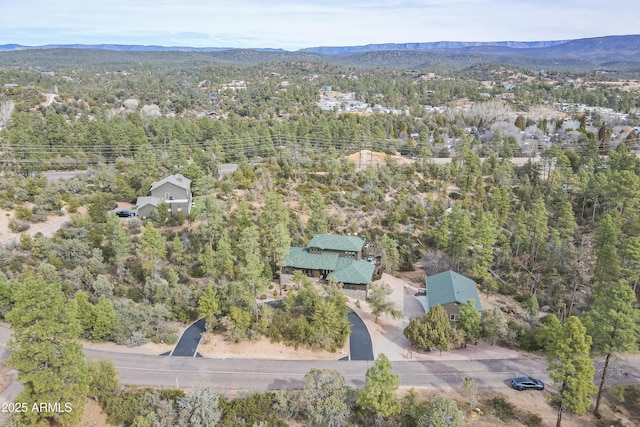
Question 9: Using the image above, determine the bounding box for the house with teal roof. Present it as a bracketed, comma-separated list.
[425, 270, 482, 321]
[283, 234, 382, 290]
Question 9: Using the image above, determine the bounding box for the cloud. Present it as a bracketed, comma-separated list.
[0, 1, 637, 49]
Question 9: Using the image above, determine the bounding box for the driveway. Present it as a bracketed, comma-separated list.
[348, 310, 373, 361]
[170, 318, 206, 357]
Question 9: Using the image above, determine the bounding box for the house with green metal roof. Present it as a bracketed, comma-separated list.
[425, 270, 482, 322]
[283, 234, 382, 290]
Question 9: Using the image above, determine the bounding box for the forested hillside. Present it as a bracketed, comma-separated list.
[0, 53, 639, 426]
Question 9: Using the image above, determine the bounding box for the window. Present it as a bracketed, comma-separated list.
[450, 314, 459, 321]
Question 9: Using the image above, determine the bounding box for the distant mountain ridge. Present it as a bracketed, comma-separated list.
[1, 35, 639, 73]
[0, 37, 612, 54]
[0, 44, 286, 53]
[298, 40, 570, 55]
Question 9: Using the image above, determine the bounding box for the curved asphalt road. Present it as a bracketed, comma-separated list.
[170, 318, 206, 357]
[348, 310, 373, 361]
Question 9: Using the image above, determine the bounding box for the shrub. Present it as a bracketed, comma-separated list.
[8, 218, 30, 233]
[612, 385, 626, 403]
[125, 330, 149, 347]
[488, 396, 515, 422]
[14, 205, 32, 221]
[525, 413, 543, 427]
[30, 207, 48, 223]
[156, 331, 179, 345]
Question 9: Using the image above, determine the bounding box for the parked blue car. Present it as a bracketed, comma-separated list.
[115, 210, 135, 218]
[511, 376, 544, 391]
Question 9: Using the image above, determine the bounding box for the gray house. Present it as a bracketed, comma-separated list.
[425, 270, 482, 322]
[136, 174, 192, 218]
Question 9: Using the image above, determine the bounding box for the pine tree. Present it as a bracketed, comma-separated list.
[104, 214, 131, 276]
[480, 308, 507, 345]
[547, 316, 597, 427]
[239, 225, 266, 309]
[270, 222, 292, 294]
[447, 204, 473, 268]
[458, 300, 481, 345]
[357, 353, 400, 420]
[6, 275, 90, 426]
[306, 190, 329, 235]
[139, 223, 167, 273]
[198, 285, 221, 331]
[171, 235, 186, 266]
[584, 281, 640, 416]
[472, 210, 499, 283]
[74, 290, 95, 338]
[423, 394, 465, 427]
[529, 197, 548, 258]
[367, 283, 401, 323]
[302, 369, 350, 427]
[92, 295, 116, 341]
[379, 235, 400, 274]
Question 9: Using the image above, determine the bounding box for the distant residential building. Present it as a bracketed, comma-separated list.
[136, 173, 192, 219]
[495, 93, 515, 100]
[283, 234, 383, 291]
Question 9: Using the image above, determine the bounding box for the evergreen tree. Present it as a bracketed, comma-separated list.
[270, 222, 292, 294]
[74, 290, 95, 338]
[423, 394, 465, 427]
[480, 308, 507, 345]
[198, 285, 221, 331]
[139, 223, 167, 273]
[584, 280, 640, 416]
[104, 214, 131, 277]
[379, 235, 400, 274]
[6, 275, 90, 426]
[302, 369, 350, 427]
[213, 232, 236, 280]
[547, 316, 597, 427]
[306, 190, 329, 235]
[529, 197, 548, 258]
[176, 385, 222, 427]
[460, 377, 478, 409]
[92, 295, 116, 341]
[357, 353, 400, 421]
[458, 300, 481, 345]
[447, 204, 473, 268]
[171, 235, 186, 266]
[472, 210, 499, 284]
[367, 283, 401, 323]
[239, 225, 266, 306]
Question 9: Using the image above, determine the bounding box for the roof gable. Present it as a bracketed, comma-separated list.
[426, 270, 482, 310]
[307, 234, 365, 252]
[283, 247, 339, 271]
[327, 258, 375, 285]
[150, 173, 191, 192]
[136, 196, 162, 208]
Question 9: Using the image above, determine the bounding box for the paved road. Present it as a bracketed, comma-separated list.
[42, 164, 239, 182]
[170, 318, 206, 357]
[426, 157, 539, 166]
[0, 220, 69, 248]
[43, 170, 85, 182]
[2, 324, 639, 393]
[348, 311, 373, 361]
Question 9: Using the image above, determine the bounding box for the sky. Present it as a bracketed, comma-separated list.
[0, 0, 637, 50]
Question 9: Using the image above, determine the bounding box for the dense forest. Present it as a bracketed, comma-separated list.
[0, 53, 639, 426]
